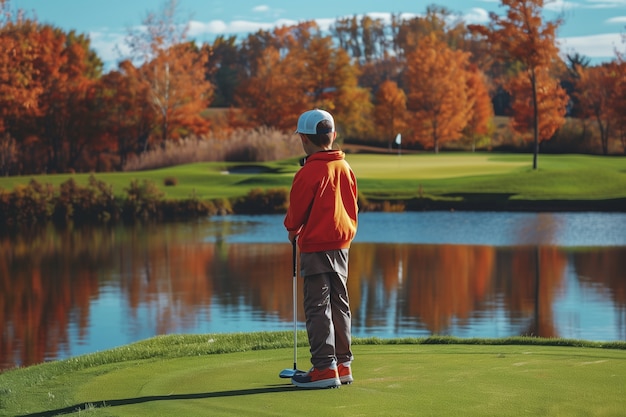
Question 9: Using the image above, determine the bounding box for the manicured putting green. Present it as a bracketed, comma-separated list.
[6, 344, 625, 416]
[348, 153, 528, 180]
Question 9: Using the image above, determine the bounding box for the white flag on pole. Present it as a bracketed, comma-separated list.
[395, 133, 401, 145]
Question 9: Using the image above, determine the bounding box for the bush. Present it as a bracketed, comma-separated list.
[122, 179, 165, 220]
[163, 177, 178, 186]
[232, 188, 289, 214]
[0, 178, 230, 226]
[53, 176, 119, 223]
[3, 179, 54, 225]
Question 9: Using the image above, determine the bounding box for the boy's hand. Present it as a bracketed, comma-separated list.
[288, 230, 299, 243]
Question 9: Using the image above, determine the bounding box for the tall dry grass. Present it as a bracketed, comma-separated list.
[123, 127, 302, 171]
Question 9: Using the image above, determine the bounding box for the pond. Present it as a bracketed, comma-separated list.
[1, 211, 625, 371]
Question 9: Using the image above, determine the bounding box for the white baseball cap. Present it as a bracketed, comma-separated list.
[295, 109, 335, 135]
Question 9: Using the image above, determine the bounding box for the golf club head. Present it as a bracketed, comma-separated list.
[278, 368, 305, 378]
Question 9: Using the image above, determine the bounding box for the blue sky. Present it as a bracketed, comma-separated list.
[11, 0, 626, 69]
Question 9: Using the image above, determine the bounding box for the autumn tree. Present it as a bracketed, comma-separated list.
[575, 63, 623, 154]
[35, 29, 104, 172]
[464, 65, 495, 151]
[507, 66, 568, 147]
[236, 45, 311, 130]
[374, 80, 407, 150]
[0, 3, 37, 173]
[1, 0, 104, 173]
[470, 0, 564, 169]
[237, 24, 372, 138]
[0, 5, 40, 136]
[273, 22, 373, 139]
[405, 34, 471, 152]
[124, 0, 212, 149]
[322, 45, 373, 139]
[98, 60, 155, 167]
[396, 6, 468, 57]
[611, 60, 626, 153]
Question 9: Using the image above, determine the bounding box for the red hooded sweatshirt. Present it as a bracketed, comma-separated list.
[284, 150, 358, 253]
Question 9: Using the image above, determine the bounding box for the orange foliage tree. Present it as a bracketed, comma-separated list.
[326, 46, 373, 140]
[237, 24, 372, 138]
[0, 7, 41, 136]
[0, 1, 103, 173]
[236, 45, 311, 130]
[576, 62, 625, 154]
[612, 60, 626, 153]
[405, 34, 471, 152]
[470, 0, 564, 169]
[374, 80, 408, 149]
[463, 65, 494, 151]
[98, 60, 155, 167]
[507, 66, 568, 147]
[35, 29, 104, 172]
[124, 0, 212, 149]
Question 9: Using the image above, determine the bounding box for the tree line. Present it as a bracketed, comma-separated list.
[1, 0, 625, 176]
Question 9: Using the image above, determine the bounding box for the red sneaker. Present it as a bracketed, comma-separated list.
[291, 365, 341, 389]
[338, 362, 353, 384]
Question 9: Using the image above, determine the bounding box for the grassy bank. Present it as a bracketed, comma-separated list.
[0, 333, 624, 416]
[1, 153, 625, 221]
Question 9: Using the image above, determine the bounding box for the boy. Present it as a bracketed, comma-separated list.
[284, 109, 359, 389]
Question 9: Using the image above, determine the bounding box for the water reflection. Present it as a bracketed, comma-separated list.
[1, 214, 625, 371]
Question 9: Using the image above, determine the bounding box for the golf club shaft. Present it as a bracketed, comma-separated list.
[292, 239, 297, 370]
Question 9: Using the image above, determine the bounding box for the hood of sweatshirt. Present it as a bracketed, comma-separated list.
[304, 150, 345, 164]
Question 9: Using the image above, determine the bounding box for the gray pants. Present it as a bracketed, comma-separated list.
[303, 271, 352, 369]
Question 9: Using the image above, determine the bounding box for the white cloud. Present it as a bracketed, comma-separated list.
[558, 32, 624, 58]
[186, 18, 300, 37]
[584, 0, 626, 9]
[544, 0, 579, 12]
[463, 8, 490, 24]
[252, 5, 270, 13]
[88, 30, 128, 70]
[606, 16, 626, 23]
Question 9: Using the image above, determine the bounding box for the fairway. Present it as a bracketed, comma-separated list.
[348, 153, 528, 180]
[0, 153, 625, 208]
[2, 343, 625, 416]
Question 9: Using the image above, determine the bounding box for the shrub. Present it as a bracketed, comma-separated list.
[123, 179, 165, 220]
[164, 177, 178, 186]
[7, 179, 54, 224]
[53, 176, 119, 224]
[232, 188, 289, 214]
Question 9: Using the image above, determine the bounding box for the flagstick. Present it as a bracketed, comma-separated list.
[395, 133, 401, 157]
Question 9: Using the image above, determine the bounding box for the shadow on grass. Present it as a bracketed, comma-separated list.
[17, 384, 297, 417]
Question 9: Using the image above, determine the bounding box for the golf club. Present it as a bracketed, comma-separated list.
[279, 239, 305, 378]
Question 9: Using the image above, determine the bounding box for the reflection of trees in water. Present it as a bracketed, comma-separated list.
[509, 214, 565, 337]
[0, 224, 218, 370]
[350, 244, 566, 337]
[494, 246, 567, 338]
[573, 248, 626, 340]
[0, 225, 114, 370]
[2, 223, 625, 371]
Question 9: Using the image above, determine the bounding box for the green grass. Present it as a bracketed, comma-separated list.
[350, 153, 626, 201]
[1, 333, 624, 416]
[1, 153, 625, 204]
